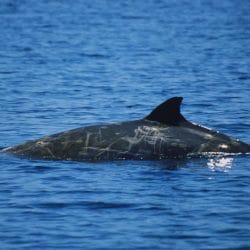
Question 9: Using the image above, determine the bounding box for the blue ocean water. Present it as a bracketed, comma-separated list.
[0, 0, 250, 249]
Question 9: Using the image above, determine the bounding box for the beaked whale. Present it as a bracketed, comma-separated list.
[1, 97, 250, 161]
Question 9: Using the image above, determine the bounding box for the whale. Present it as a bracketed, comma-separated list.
[1, 97, 250, 161]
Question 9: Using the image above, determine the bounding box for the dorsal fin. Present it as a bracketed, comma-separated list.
[145, 97, 187, 126]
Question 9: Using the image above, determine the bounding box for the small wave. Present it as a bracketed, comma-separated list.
[187, 152, 249, 159]
[79, 53, 110, 59]
[135, 206, 167, 212]
[37, 201, 134, 209]
[0, 71, 18, 75]
[121, 15, 146, 20]
[238, 75, 250, 80]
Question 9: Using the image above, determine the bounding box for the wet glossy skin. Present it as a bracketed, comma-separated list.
[2, 119, 250, 161]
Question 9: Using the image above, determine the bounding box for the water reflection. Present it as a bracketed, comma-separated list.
[207, 157, 234, 172]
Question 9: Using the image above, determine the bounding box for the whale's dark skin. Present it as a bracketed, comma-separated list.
[1, 97, 250, 161]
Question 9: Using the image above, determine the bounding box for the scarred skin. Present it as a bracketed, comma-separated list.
[1, 97, 250, 161]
